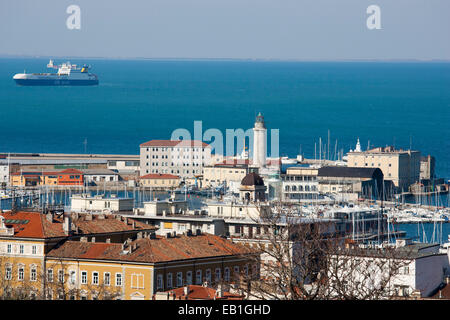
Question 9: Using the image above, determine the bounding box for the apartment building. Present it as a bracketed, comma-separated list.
[347, 146, 421, 192]
[203, 160, 253, 188]
[139, 140, 212, 180]
[0, 210, 156, 300]
[281, 166, 320, 201]
[45, 232, 256, 299]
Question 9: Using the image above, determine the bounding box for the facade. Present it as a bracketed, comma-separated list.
[82, 169, 120, 185]
[420, 155, 436, 181]
[252, 113, 267, 169]
[70, 194, 134, 213]
[45, 233, 256, 299]
[10, 169, 84, 186]
[281, 167, 319, 201]
[139, 173, 181, 189]
[203, 160, 252, 188]
[156, 284, 245, 300]
[328, 240, 450, 298]
[317, 166, 384, 201]
[139, 140, 212, 180]
[347, 145, 421, 192]
[107, 159, 140, 174]
[0, 210, 157, 300]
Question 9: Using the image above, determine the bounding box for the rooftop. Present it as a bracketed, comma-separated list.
[140, 173, 180, 180]
[318, 166, 383, 179]
[47, 233, 255, 263]
[0, 211, 155, 239]
[140, 140, 210, 148]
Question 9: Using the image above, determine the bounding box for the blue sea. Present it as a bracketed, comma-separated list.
[1, 58, 449, 180]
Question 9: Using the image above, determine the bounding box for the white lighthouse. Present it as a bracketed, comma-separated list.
[252, 112, 267, 168]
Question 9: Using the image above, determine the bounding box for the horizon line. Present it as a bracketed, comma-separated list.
[1, 54, 450, 63]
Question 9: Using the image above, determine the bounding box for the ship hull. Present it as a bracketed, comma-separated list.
[14, 79, 99, 86]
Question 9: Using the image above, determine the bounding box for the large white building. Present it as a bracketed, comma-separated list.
[252, 113, 267, 169]
[139, 140, 212, 180]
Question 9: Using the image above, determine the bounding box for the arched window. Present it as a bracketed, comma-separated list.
[298, 185, 303, 191]
[292, 186, 297, 191]
[285, 186, 290, 192]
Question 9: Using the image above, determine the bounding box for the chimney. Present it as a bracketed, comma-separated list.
[106, 238, 111, 243]
[183, 286, 189, 297]
[137, 232, 143, 239]
[46, 212, 53, 223]
[63, 214, 72, 235]
[216, 284, 223, 298]
[91, 237, 95, 243]
[80, 237, 88, 242]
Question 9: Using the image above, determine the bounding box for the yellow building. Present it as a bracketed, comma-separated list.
[347, 145, 421, 192]
[0, 210, 256, 300]
[0, 210, 156, 300]
[139, 173, 181, 189]
[203, 160, 251, 188]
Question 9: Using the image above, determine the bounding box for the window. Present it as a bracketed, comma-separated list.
[47, 269, 53, 282]
[177, 272, 183, 287]
[32, 245, 37, 255]
[157, 274, 163, 290]
[131, 273, 144, 289]
[92, 272, 99, 285]
[81, 271, 87, 284]
[7, 244, 11, 254]
[215, 268, 221, 283]
[205, 269, 211, 283]
[104, 273, 111, 286]
[186, 271, 193, 285]
[234, 266, 240, 279]
[31, 267, 37, 281]
[58, 270, 64, 283]
[224, 267, 230, 282]
[5, 266, 11, 280]
[19, 244, 24, 254]
[403, 266, 409, 275]
[69, 271, 76, 284]
[18, 266, 24, 281]
[196, 270, 202, 285]
[116, 273, 122, 286]
[166, 273, 173, 288]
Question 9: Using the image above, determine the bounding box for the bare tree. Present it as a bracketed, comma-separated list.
[235, 200, 411, 300]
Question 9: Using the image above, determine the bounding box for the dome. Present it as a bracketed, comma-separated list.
[241, 172, 265, 186]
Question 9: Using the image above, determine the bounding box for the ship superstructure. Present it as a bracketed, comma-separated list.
[13, 60, 99, 86]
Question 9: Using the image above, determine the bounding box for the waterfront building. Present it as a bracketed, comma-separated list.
[203, 159, 254, 189]
[139, 173, 181, 189]
[139, 140, 212, 182]
[317, 166, 384, 201]
[70, 194, 134, 213]
[281, 166, 320, 202]
[346, 144, 421, 192]
[10, 168, 84, 186]
[252, 113, 267, 169]
[420, 155, 436, 181]
[82, 169, 120, 185]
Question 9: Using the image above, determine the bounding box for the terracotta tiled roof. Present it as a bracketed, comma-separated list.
[72, 214, 154, 234]
[140, 140, 210, 148]
[140, 173, 180, 180]
[0, 211, 65, 238]
[47, 234, 254, 263]
[164, 285, 244, 300]
[0, 211, 155, 239]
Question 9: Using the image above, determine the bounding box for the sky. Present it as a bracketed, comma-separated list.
[0, 0, 449, 60]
